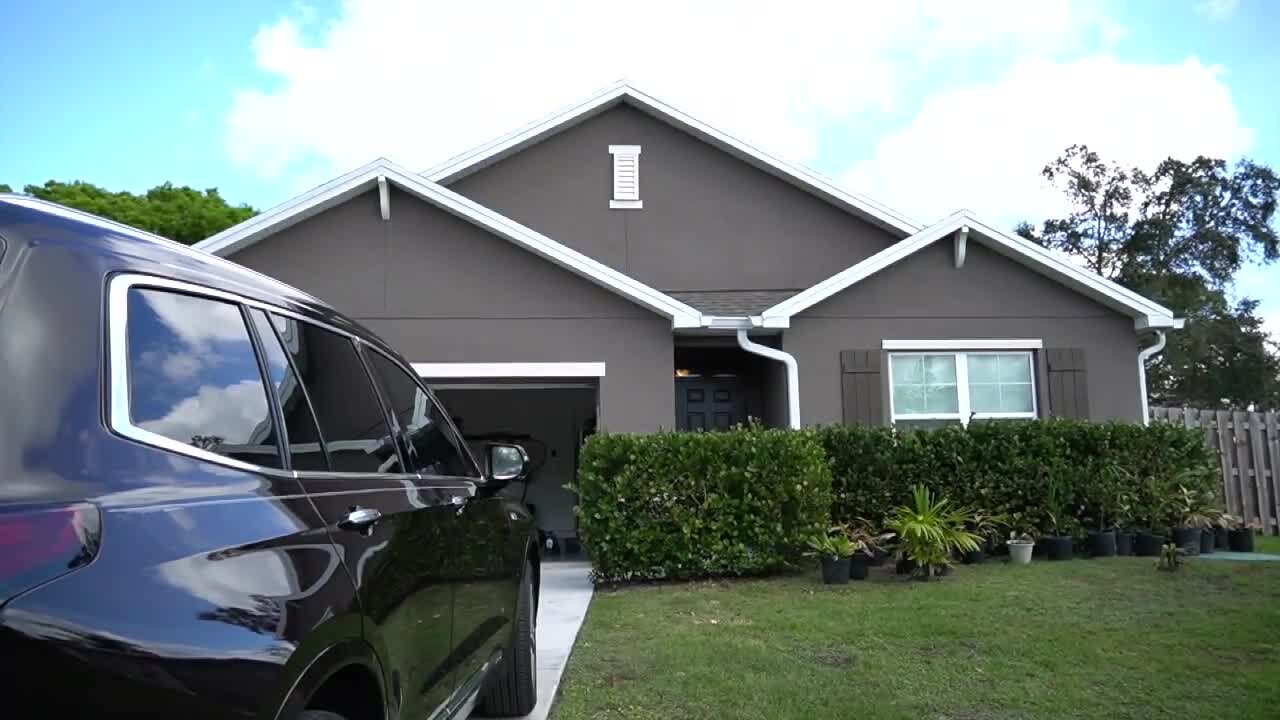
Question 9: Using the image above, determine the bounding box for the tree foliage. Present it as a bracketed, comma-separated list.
[1018, 145, 1280, 409]
[15, 180, 256, 245]
[0, 183, 12, 193]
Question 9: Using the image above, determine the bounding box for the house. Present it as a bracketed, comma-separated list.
[195, 82, 1180, 547]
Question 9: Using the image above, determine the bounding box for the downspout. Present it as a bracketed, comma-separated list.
[1137, 330, 1167, 426]
[736, 328, 800, 429]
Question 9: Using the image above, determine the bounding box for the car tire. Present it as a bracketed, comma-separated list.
[476, 560, 537, 717]
[298, 712, 348, 720]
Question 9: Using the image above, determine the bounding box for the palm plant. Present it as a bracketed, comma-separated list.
[886, 485, 981, 580]
[1174, 485, 1223, 529]
[806, 527, 857, 560]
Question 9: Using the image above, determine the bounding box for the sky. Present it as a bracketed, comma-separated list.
[2, 0, 1278, 335]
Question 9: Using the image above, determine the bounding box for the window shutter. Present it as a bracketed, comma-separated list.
[1045, 348, 1089, 419]
[840, 349, 884, 426]
[608, 145, 642, 208]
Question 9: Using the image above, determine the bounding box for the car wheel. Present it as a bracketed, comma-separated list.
[476, 560, 537, 716]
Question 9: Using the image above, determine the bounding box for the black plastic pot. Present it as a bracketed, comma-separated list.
[868, 548, 888, 567]
[849, 552, 870, 580]
[1199, 530, 1216, 555]
[1134, 531, 1165, 557]
[821, 556, 851, 584]
[962, 549, 987, 564]
[1115, 531, 1134, 556]
[1088, 530, 1117, 558]
[1172, 527, 1202, 556]
[1043, 535, 1073, 561]
[1228, 529, 1255, 553]
[1214, 527, 1229, 549]
[895, 557, 917, 575]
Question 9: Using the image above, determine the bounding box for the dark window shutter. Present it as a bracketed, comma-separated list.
[1045, 348, 1089, 419]
[840, 349, 884, 426]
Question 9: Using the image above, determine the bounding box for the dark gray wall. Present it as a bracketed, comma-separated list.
[229, 188, 675, 432]
[785, 240, 1142, 425]
[450, 103, 899, 294]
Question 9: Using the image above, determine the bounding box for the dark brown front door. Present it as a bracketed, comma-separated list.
[676, 378, 748, 431]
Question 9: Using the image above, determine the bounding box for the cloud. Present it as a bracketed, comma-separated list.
[843, 56, 1254, 228]
[139, 379, 271, 447]
[1196, 0, 1239, 21]
[225, 0, 1114, 184]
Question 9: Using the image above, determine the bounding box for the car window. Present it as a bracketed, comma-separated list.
[124, 288, 281, 468]
[248, 309, 329, 472]
[269, 314, 402, 474]
[364, 349, 479, 478]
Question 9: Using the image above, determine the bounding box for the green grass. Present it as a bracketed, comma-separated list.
[1255, 533, 1280, 554]
[551, 558, 1280, 720]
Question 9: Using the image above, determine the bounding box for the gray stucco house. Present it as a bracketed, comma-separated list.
[196, 82, 1180, 545]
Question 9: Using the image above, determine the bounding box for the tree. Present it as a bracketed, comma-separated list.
[0, 183, 11, 193]
[17, 180, 256, 245]
[1018, 145, 1280, 409]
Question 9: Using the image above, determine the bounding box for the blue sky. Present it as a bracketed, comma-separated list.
[2, 0, 1277, 332]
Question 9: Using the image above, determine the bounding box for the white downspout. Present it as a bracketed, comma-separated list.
[1137, 330, 1167, 426]
[736, 328, 800, 429]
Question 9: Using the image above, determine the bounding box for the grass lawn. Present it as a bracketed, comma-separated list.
[551, 555, 1280, 720]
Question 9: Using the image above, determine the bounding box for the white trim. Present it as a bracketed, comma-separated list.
[412, 362, 606, 379]
[736, 329, 800, 429]
[422, 80, 921, 237]
[883, 339, 1043, 351]
[887, 350, 1038, 427]
[608, 144, 642, 155]
[954, 225, 968, 268]
[609, 200, 643, 210]
[194, 159, 703, 329]
[1137, 330, 1167, 426]
[609, 144, 642, 207]
[430, 382, 597, 390]
[377, 175, 390, 220]
[761, 210, 1180, 331]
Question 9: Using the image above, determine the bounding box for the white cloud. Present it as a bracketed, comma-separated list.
[225, 0, 1112, 184]
[843, 56, 1254, 228]
[1196, 0, 1239, 22]
[140, 380, 270, 446]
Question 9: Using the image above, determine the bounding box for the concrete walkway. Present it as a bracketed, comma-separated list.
[1198, 551, 1280, 561]
[519, 561, 594, 720]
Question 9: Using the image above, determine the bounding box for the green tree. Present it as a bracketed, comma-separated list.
[1017, 145, 1280, 409]
[0, 183, 12, 193]
[19, 180, 256, 245]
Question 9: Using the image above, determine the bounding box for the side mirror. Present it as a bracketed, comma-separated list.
[483, 442, 529, 488]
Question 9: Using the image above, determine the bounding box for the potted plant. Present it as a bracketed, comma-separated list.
[886, 485, 981, 581]
[1112, 489, 1137, 556]
[807, 528, 857, 585]
[962, 511, 1007, 564]
[1084, 464, 1125, 558]
[1131, 481, 1168, 557]
[1040, 479, 1074, 561]
[1007, 530, 1035, 565]
[1228, 517, 1260, 553]
[845, 524, 895, 580]
[1214, 514, 1235, 549]
[1171, 484, 1220, 556]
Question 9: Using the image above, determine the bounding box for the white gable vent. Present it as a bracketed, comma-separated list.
[608, 145, 642, 209]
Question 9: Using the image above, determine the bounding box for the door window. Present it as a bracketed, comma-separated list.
[124, 288, 281, 468]
[364, 350, 478, 478]
[248, 309, 329, 471]
[270, 314, 402, 474]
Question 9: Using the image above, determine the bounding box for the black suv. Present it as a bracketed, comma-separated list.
[0, 196, 540, 719]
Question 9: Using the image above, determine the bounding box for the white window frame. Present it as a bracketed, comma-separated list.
[608, 144, 643, 209]
[887, 350, 1038, 426]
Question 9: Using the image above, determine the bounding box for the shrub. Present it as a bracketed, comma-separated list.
[574, 425, 832, 582]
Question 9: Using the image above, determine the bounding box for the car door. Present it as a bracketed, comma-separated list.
[250, 310, 464, 720]
[362, 350, 518, 706]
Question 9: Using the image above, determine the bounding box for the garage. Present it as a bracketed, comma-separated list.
[421, 363, 602, 561]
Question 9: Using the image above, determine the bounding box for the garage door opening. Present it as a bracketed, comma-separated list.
[432, 382, 597, 561]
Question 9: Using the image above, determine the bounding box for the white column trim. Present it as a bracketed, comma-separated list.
[882, 339, 1043, 351]
[412, 362, 606, 378]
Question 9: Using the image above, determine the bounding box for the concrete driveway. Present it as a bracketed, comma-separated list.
[518, 561, 594, 720]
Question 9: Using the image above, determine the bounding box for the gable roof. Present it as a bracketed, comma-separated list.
[668, 289, 801, 316]
[422, 80, 921, 238]
[759, 210, 1181, 331]
[194, 159, 703, 328]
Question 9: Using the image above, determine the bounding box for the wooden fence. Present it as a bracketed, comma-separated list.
[1150, 407, 1280, 536]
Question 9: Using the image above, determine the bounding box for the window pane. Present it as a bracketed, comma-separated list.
[891, 355, 923, 384]
[969, 383, 1001, 413]
[126, 288, 280, 468]
[249, 310, 329, 471]
[968, 354, 999, 383]
[274, 316, 401, 474]
[1000, 383, 1035, 412]
[999, 354, 1032, 383]
[924, 355, 956, 383]
[924, 384, 959, 413]
[892, 383, 925, 415]
[365, 350, 477, 478]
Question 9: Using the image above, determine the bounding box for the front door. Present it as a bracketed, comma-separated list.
[676, 378, 748, 431]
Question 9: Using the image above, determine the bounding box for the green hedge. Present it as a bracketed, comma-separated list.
[575, 426, 832, 582]
[817, 420, 1218, 538]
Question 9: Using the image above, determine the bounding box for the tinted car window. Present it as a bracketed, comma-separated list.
[271, 314, 401, 474]
[365, 350, 478, 478]
[125, 288, 281, 468]
[249, 310, 329, 472]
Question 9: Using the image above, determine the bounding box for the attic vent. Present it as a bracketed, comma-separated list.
[608, 145, 642, 209]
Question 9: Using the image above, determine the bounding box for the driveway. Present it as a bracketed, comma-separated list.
[518, 561, 593, 720]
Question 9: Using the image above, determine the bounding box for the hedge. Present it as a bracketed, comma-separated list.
[574, 426, 832, 582]
[575, 420, 1218, 582]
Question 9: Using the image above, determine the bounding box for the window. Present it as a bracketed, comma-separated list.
[365, 350, 478, 478]
[271, 314, 402, 474]
[608, 144, 642, 209]
[248, 309, 328, 472]
[124, 288, 281, 468]
[889, 351, 1036, 428]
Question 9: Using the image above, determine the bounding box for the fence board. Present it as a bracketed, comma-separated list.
[1268, 413, 1280, 533]
[1247, 412, 1271, 533]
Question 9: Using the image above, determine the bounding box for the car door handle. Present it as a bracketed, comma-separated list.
[338, 506, 382, 532]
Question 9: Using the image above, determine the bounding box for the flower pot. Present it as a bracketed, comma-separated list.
[962, 549, 986, 564]
[1172, 527, 1202, 556]
[1228, 529, 1255, 553]
[1043, 535, 1073, 561]
[1134, 531, 1165, 557]
[1007, 541, 1033, 565]
[1088, 530, 1117, 558]
[895, 557, 917, 575]
[849, 553, 871, 580]
[1115, 531, 1134, 556]
[821, 556, 851, 584]
[1199, 529, 1216, 555]
[1214, 527, 1229, 549]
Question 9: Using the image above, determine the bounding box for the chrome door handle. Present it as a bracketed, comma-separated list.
[338, 506, 382, 532]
